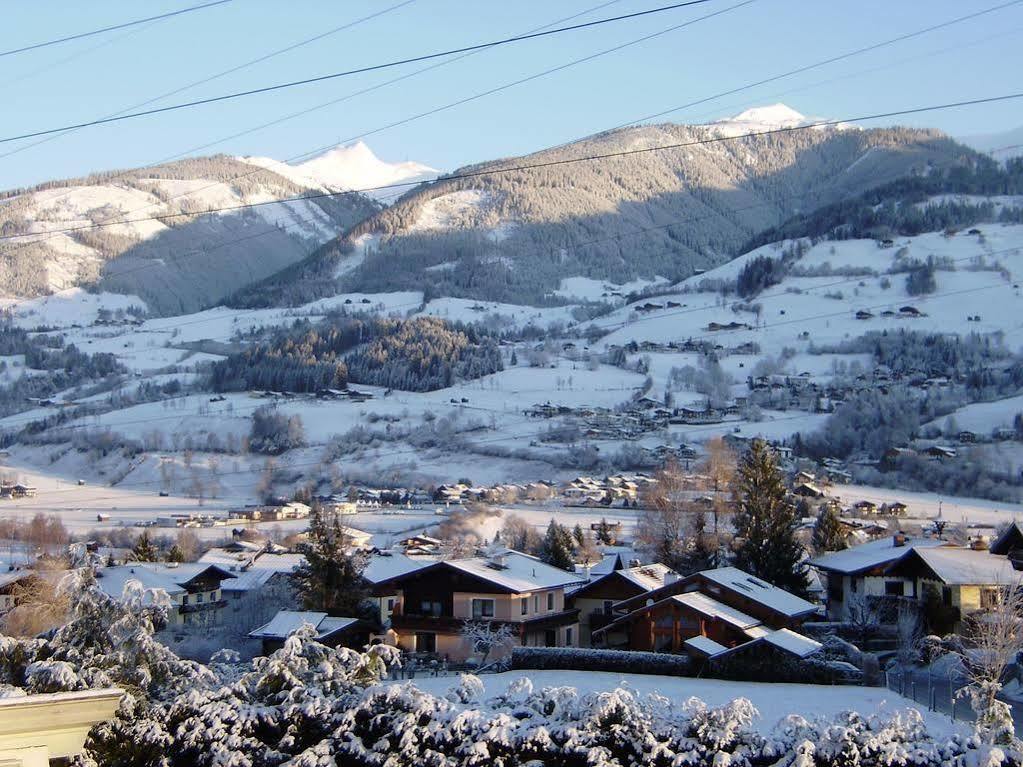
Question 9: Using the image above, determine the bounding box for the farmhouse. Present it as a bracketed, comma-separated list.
[248, 610, 366, 654]
[95, 563, 236, 626]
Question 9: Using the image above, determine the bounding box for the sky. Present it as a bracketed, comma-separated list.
[2, 0, 1022, 190]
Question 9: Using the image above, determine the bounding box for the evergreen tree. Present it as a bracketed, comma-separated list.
[130, 531, 158, 562]
[571, 523, 585, 547]
[732, 439, 811, 598]
[510, 350, 518, 366]
[812, 504, 848, 554]
[595, 517, 615, 544]
[166, 544, 185, 563]
[293, 506, 369, 617]
[539, 521, 576, 571]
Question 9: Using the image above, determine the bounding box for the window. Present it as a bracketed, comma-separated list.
[181, 594, 189, 605]
[534, 595, 539, 612]
[942, 587, 953, 607]
[850, 578, 858, 593]
[884, 581, 905, 597]
[981, 587, 1000, 609]
[420, 600, 442, 616]
[547, 592, 555, 611]
[415, 632, 436, 653]
[566, 627, 574, 646]
[827, 579, 843, 603]
[544, 629, 557, 647]
[472, 598, 495, 618]
[602, 600, 614, 616]
[196, 593, 204, 604]
[386, 598, 395, 611]
[521, 597, 528, 615]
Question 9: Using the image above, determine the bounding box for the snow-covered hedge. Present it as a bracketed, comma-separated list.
[512, 645, 692, 676]
[2, 564, 1022, 766]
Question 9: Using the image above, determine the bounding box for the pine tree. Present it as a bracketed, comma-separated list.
[595, 517, 615, 544]
[130, 531, 158, 562]
[293, 505, 370, 617]
[812, 504, 848, 554]
[539, 521, 576, 571]
[732, 439, 811, 598]
[166, 544, 185, 563]
[510, 350, 518, 366]
[572, 523, 585, 547]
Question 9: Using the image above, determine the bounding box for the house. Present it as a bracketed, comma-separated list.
[852, 500, 878, 515]
[95, 563, 235, 626]
[568, 563, 676, 646]
[810, 535, 956, 622]
[792, 482, 824, 498]
[989, 521, 1023, 567]
[926, 445, 957, 459]
[0, 688, 122, 766]
[884, 545, 1020, 632]
[593, 567, 817, 656]
[363, 552, 431, 627]
[248, 610, 366, 654]
[377, 549, 587, 661]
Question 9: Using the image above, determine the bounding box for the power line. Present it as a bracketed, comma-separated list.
[0, 0, 420, 161]
[0, 0, 236, 59]
[0, 0, 716, 144]
[606, 0, 1023, 130]
[5, 92, 1022, 246]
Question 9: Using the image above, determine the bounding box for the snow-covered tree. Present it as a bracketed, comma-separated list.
[460, 620, 515, 666]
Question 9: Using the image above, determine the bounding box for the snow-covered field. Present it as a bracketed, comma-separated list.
[396, 670, 964, 737]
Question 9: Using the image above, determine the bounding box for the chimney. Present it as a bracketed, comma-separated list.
[893, 532, 907, 547]
[664, 571, 680, 585]
[971, 536, 989, 551]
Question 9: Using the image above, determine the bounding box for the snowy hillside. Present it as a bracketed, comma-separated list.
[0, 155, 378, 313]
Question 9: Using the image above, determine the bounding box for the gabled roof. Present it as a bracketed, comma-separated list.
[810, 536, 951, 576]
[248, 610, 359, 640]
[362, 552, 430, 585]
[96, 563, 234, 601]
[696, 567, 817, 618]
[619, 563, 675, 592]
[990, 521, 1023, 556]
[684, 635, 728, 657]
[886, 547, 1019, 585]
[763, 628, 822, 658]
[380, 549, 585, 593]
[671, 592, 761, 629]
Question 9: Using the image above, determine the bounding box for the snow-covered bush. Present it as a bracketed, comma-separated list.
[2, 565, 1021, 766]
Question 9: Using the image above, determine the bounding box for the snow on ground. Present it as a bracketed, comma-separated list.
[410, 189, 492, 232]
[923, 394, 1023, 435]
[417, 298, 578, 330]
[553, 275, 671, 302]
[3, 289, 147, 329]
[829, 483, 1023, 529]
[397, 670, 964, 737]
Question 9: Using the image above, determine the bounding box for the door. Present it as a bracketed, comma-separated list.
[415, 632, 436, 653]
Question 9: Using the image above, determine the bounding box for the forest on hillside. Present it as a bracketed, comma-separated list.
[210, 315, 502, 393]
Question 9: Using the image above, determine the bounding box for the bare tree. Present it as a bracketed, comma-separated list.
[895, 602, 923, 668]
[460, 620, 516, 666]
[957, 583, 1023, 746]
[845, 592, 884, 649]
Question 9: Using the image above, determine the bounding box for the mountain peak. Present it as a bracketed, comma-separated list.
[721, 104, 807, 127]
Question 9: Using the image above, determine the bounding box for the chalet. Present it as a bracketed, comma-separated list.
[810, 535, 954, 622]
[593, 567, 817, 656]
[377, 549, 586, 661]
[706, 321, 751, 332]
[249, 610, 366, 654]
[855, 310, 874, 320]
[926, 445, 957, 459]
[886, 501, 909, 516]
[899, 305, 924, 318]
[885, 546, 1019, 632]
[853, 500, 878, 515]
[95, 563, 235, 626]
[878, 239, 895, 249]
[568, 563, 676, 646]
[792, 482, 824, 498]
[958, 431, 977, 444]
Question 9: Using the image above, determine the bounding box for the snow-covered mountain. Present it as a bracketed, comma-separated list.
[238, 142, 437, 202]
[0, 155, 379, 314]
[236, 107, 972, 308]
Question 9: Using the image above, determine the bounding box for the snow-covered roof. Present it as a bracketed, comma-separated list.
[248, 610, 359, 640]
[0, 570, 33, 590]
[671, 592, 761, 630]
[684, 635, 728, 657]
[697, 567, 817, 618]
[219, 568, 277, 592]
[95, 566, 186, 599]
[619, 563, 675, 592]
[899, 547, 1020, 585]
[763, 628, 822, 658]
[443, 550, 587, 593]
[810, 536, 950, 575]
[363, 552, 430, 585]
[744, 625, 771, 639]
[588, 551, 623, 576]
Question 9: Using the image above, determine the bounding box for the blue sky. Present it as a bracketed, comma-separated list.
[3, 0, 1021, 189]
